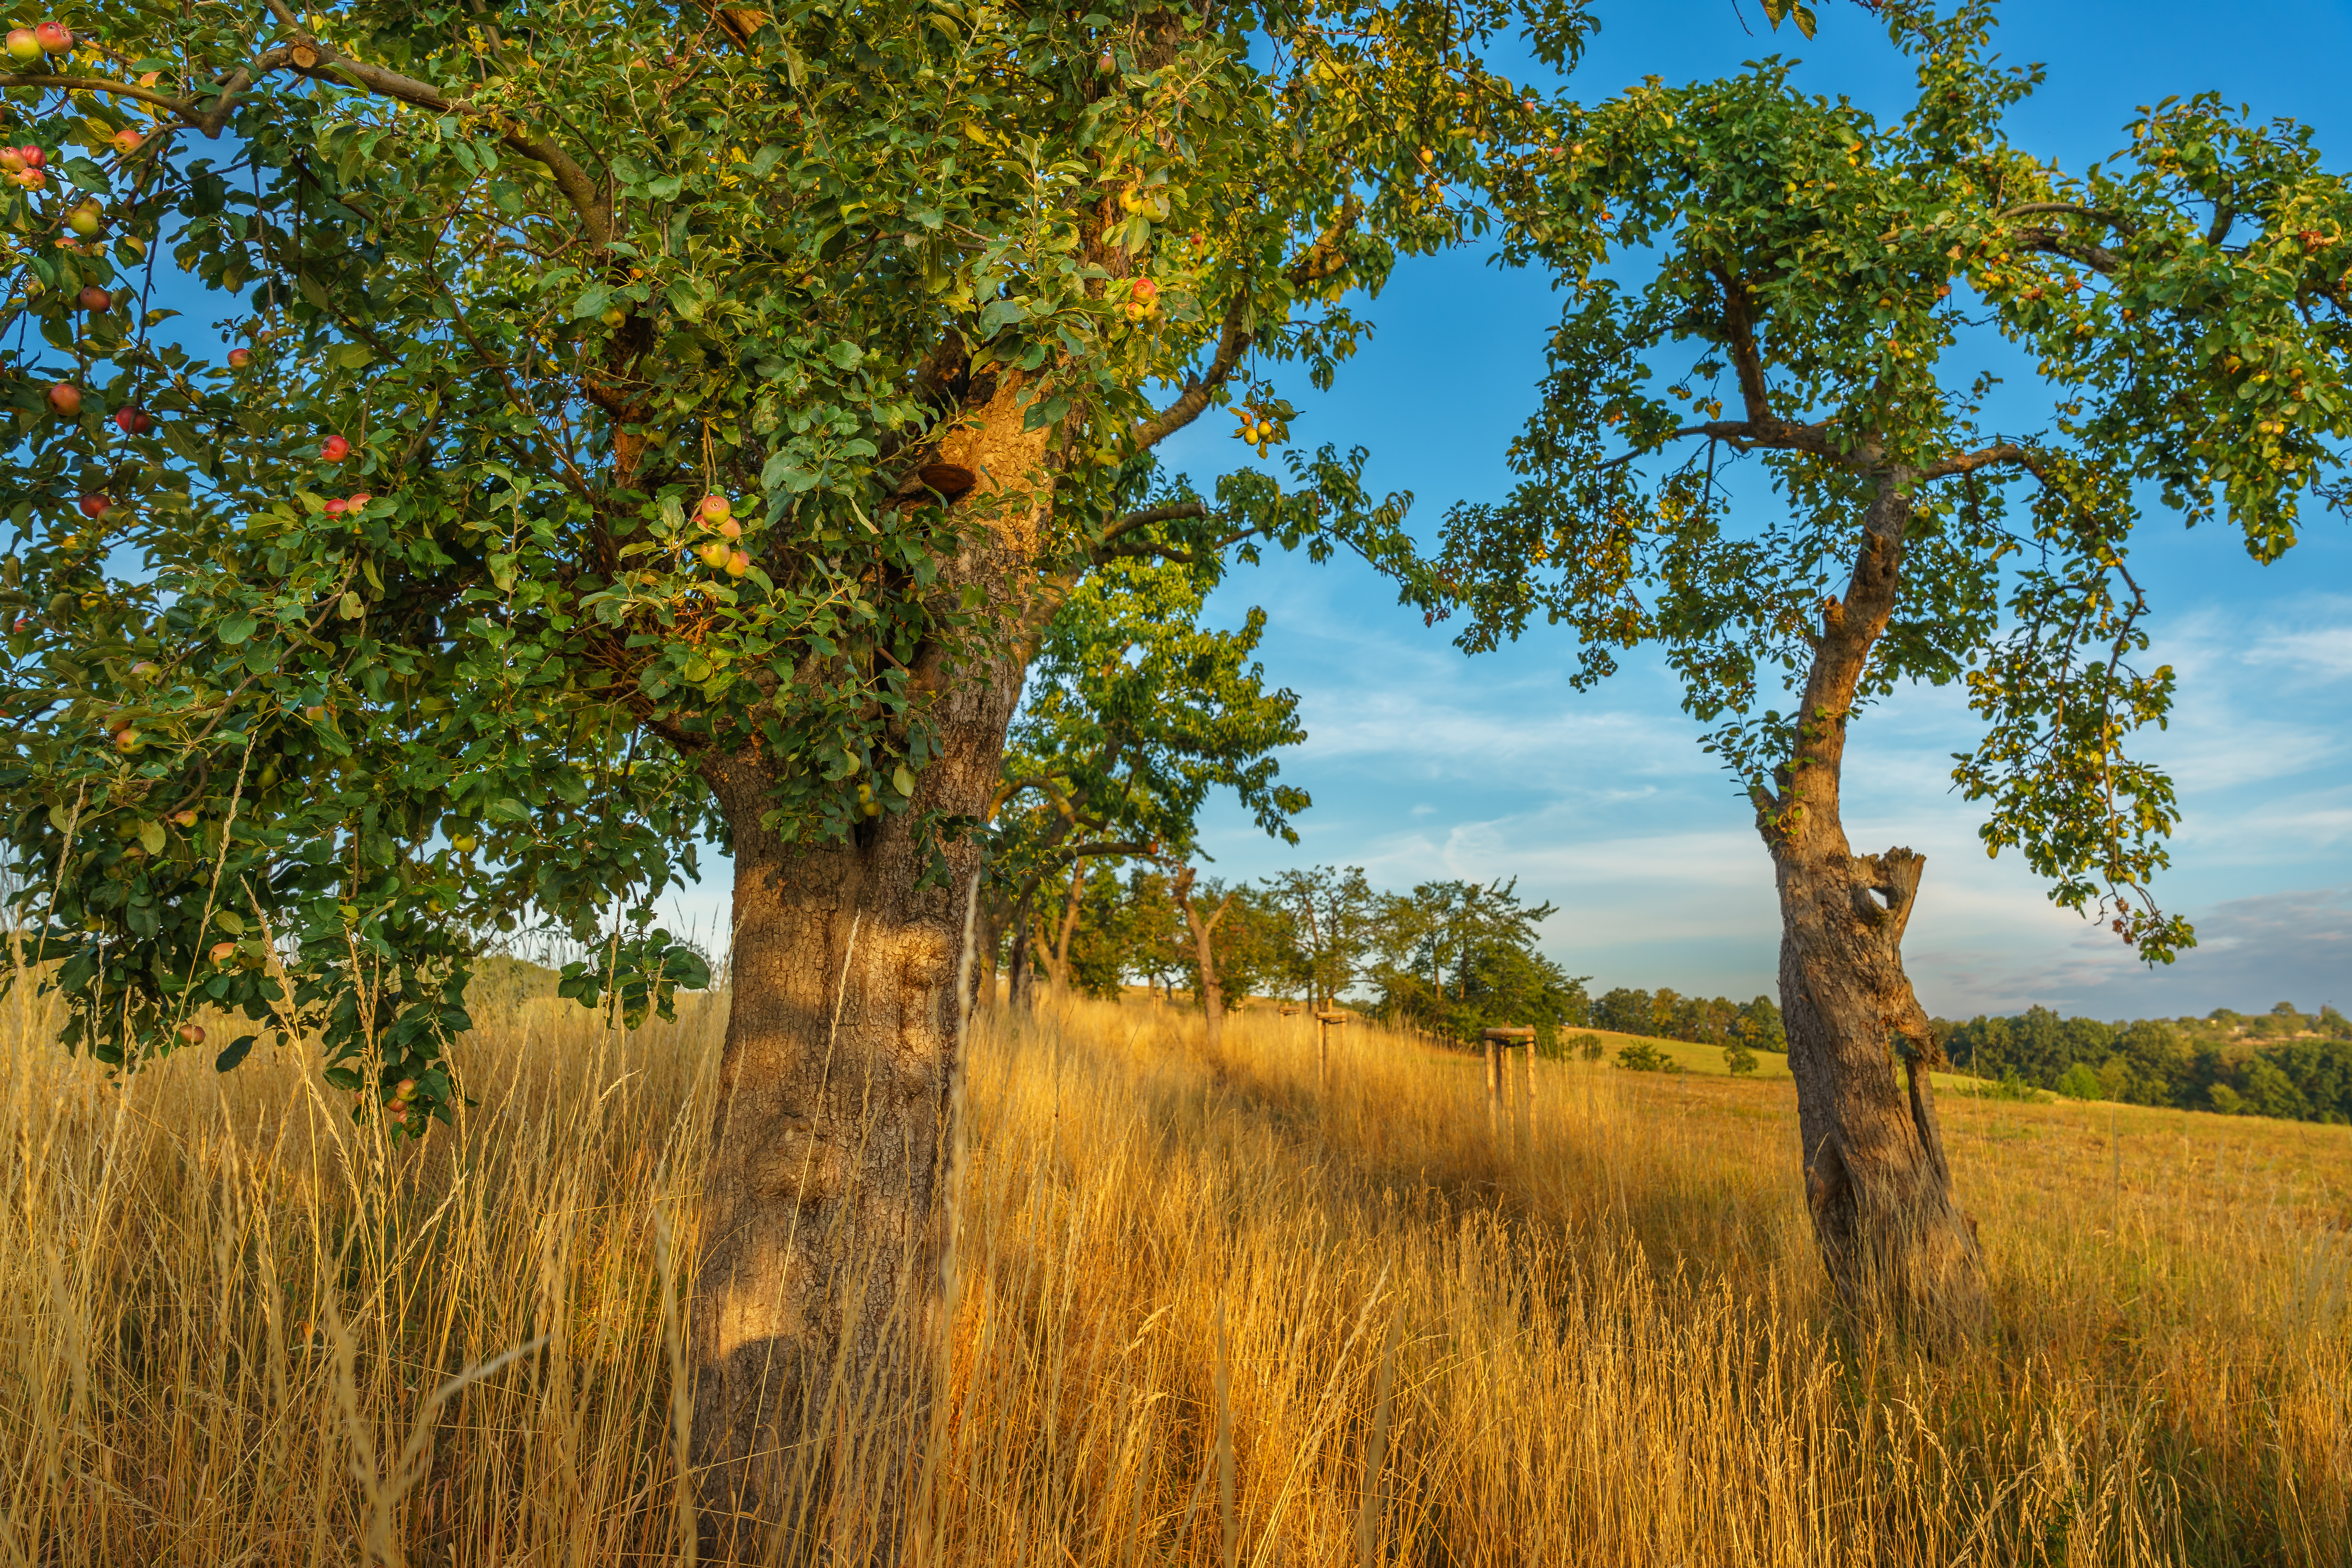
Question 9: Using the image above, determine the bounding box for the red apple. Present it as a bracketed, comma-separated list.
[46, 382, 80, 416]
[302, 704, 326, 721]
[726, 549, 751, 578]
[33, 21, 71, 53]
[718, 517, 742, 539]
[176, 1022, 205, 1045]
[4, 28, 37, 64]
[113, 728, 141, 752]
[110, 128, 143, 157]
[322, 497, 348, 516]
[66, 201, 103, 237]
[227, 347, 252, 370]
[320, 434, 350, 462]
[6, 169, 41, 192]
[78, 286, 111, 312]
[697, 540, 729, 570]
[0, 147, 22, 174]
[20, 146, 44, 169]
[347, 492, 372, 509]
[113, 407, 153, 436]
[209, 941, 238, 964]
[78, 493, 109, 519]
[131, 661, 162, 680]
[698, 493, 731, 523]
[171, 809, 196, 826]
[394, 1079, 416, 1101]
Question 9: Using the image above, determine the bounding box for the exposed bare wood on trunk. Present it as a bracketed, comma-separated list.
[1757, 473, 1985, 1333]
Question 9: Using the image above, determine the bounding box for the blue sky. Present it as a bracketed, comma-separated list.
[1145, 0, 2352, 1022]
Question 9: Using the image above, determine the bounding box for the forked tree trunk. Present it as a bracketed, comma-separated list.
[689, 381, 1052, 1555]
[1171, 867, 1230, 1054]
[1760, 474, 1986, 1334]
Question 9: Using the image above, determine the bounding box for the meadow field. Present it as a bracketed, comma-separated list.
[3, 980, 2347, 1566]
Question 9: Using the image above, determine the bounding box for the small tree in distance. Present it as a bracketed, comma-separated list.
[1444, 1, 2352, 1328]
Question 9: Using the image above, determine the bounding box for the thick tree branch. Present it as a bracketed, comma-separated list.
[1998, 202, 2124, 227]
[1085, 501, 1267, 569]
[1051, 838, 1158, 864]
[1130, 300, 1251, 451]
[1606, 414, 1846, 471]
[2014, 230, 2122, 275]
[1093, 500, 1207, 549]
[254, 1, 612, 247]
[0, 72, 197, 116]
[1916, 440, 2037, 481]
[1129, 194, 1362, 452]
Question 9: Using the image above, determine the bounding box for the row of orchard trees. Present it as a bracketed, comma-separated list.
[1006, 859, 1589, 1040]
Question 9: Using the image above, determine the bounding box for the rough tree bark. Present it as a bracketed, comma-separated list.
[1756, 473, 1986, 1333]
[688, 387, 1052, 1553]
[1170, 865, 1233, 1053]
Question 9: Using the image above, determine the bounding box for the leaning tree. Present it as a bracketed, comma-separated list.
[1440, 0, 2350, 1325]
[0, 0, 1588, 1538]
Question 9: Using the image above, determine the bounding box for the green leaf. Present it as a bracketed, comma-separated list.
[978, 298, 1029, 336]
[218, 612, 257, 645]
[214, 1034, 258, 1072]
[892, 762, 915, 797]
[138, 821, 165, 855]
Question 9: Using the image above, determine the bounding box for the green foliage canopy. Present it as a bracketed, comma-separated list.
[1441, 0, 2352, 959]
[0, 0, 1583, 1131]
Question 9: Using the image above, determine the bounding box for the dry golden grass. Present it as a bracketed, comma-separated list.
[3, 980, 2346, 1565]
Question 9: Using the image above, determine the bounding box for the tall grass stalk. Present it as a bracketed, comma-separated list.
[2, 977, 2346, 1564]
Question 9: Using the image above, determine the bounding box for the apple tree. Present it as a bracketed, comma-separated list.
[1439, 0, 2352, 1326]
[0, 0, 1588, 1534]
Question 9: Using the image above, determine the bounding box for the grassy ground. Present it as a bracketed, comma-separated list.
[3, 985, 2346, 1565]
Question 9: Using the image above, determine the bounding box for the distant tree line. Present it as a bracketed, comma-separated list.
[1585, 988, 1786, 1054]
[1015, 863, 1589, 1048]
[1007, 860, 1800, 1063]
[1940, 1003, 2352, 1123]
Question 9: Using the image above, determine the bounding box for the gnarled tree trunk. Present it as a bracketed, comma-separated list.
[688, 387, 1053, 1555]
[1758, 474, 1985, 1334]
